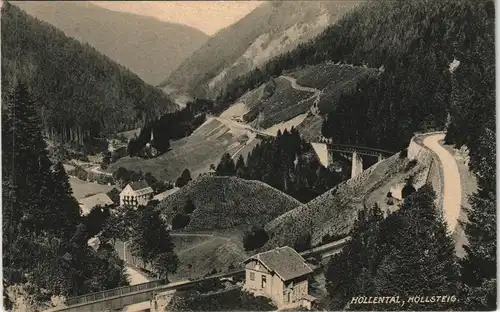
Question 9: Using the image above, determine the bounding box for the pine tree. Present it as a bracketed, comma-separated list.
[3, 82, 54, 235]
[49, 162, 81, 238]
[2, 82, 128, 304]
[175, 168, 192, 188]
[371, 186, 460, 311]
[235, 155, 246, 178]
[460, 129, 496, 310]
[130, 203, 179, 280]
[215, 153, 236, 176]
[325, 205, 383, 310]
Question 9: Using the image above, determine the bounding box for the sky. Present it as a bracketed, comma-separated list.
[91, 1, 264, 36]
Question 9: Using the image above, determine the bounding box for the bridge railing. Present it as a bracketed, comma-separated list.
[65, 279, 167, 306]
[328, 144, 395, 156]
[62, 269, 246, 309]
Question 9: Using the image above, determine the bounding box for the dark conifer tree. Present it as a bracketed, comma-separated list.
[50, 162, 81, 238]
[2, 82, 127, 304]
[130, 202, 179, 280]
[460, 129, 496, 310]
[175, 168, 192, 188]
[215, 153, 236, 176]
[325, 205, 383, 310]
[370, 186, 460, 311]
[235, 155, 246, 178]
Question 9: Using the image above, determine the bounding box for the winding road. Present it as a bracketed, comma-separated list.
[422, 133, 461, 233]
[281, 75, 321, 115]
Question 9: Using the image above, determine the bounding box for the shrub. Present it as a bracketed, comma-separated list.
[69, 166, 88, 181]
[243, 228, 269, 251]
[404, 159, 418, 172]
[107, 188, 120, 205]
[399, 148, 408, 158]
[169, 288, 276, 311]
[183, 199, 196, 214]
[196, 278, 224, 293]
[387, 198, 394, 206]
[96, 175, 114, 185]
[294, 233, 312, 252]
[402, 183, 416, 199]
[386, 191, 392, 198]
[175, 169, 192, 188]
[172, 213, 190, 230]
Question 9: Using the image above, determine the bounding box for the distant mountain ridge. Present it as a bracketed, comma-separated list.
[160, 1, 362, 100]
[13, 1, 209, 85]
[2, 3, 178, 144]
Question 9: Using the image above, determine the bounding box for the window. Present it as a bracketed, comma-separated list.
[261, 275, 267, 288]
[250, 272, 255, 281]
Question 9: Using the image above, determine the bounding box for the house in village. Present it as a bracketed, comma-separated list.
[243, 246, 315, 310]
[78, 192, 114, 216]
[119, 180, 154, 208]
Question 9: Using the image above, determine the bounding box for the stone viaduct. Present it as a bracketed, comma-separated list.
[311, 143, 395, 178]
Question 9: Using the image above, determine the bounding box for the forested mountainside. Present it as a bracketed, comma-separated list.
[13, 1, 208, 85]
[1, 2, 178, 145]
[160, 1, 361, 99]
[212, 128, 350, 203]
[217, 0, 494, 155]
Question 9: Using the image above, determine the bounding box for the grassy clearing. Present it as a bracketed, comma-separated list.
[108, 119, 259, 181]
[172, 237, 247, 281]
[69, 177, 115, 200]
[157, 176, 301, 232]
[172, 235, 213, 253]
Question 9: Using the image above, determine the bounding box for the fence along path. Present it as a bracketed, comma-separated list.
[48, 270, 246, 311]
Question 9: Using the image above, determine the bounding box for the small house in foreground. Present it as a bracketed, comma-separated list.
[119, 181, 154, 208]
[243, 246, 315, 310]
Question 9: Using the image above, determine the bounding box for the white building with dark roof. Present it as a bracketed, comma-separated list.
[119, 180, 154, 208]
[243, 246, 315, 310]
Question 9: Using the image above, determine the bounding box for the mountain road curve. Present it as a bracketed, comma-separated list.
[422, 133, 461, 233]
[280, 75, 321, 114]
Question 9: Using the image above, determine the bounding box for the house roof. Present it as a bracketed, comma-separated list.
[79, 193, 114, 215]
[153, 187, 180, 201]
[130, 180, 151, 191]
[244, 246, 313, 281]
